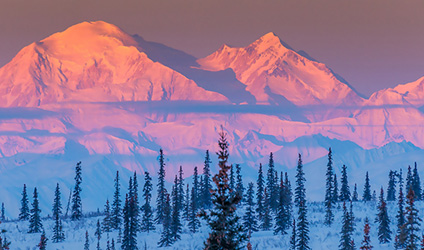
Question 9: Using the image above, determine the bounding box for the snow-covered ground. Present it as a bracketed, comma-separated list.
[1, 200, 418, 249]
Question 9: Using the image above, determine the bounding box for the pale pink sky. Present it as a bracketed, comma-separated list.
[1, 0, 424, 96]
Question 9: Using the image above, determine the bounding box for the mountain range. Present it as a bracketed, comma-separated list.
[0, 21, 423, 216]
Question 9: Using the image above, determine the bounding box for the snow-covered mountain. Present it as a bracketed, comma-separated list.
[197, 32, 363, 107]
[0, 21, 424, 214]
[0, 21, 227, 106]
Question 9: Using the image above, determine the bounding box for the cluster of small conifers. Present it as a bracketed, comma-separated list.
[2, 129, 424, 250]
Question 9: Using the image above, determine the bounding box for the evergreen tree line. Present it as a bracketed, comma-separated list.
[6, 138, 424, 249]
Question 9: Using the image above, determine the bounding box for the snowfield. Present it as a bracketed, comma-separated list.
[0, 200, 418, 249]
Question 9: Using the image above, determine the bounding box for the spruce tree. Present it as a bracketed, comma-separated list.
[333, 174, 339, 203]
[267, 152, 278, 211]
[295, 154, 310, 250]
[111, 171, 122, 230]
[188, 186, 200, 233]
[275, 176, 290, 235]
[184, 183, 190, 221]
[19, 184, 30, 221]
[412, 163, 422, 200]
[324, 148, 334, 225]
[0, 203, 4, 221]
[52, 183, 65, 243]
[256, 163, 265, 223]
[363, 172, 372, 201]
[102, 199, 112, 233]
[141, 171, 155, 233]
[387, 170, 397, 201]
[122, 193, 138, 250]
[156, 148, 166, 224]
[243, 182, 258, 235]
[71, 161, 83, 221]
[235, 164, 244, 201]
[404, 189, 422, 249]
[178, 166, 185, 210]
[339, 165, 351, 202]
[29, 187, 43, 233]
[261, 188, 273, 230]
[284, 172, 293, 223]
[158, 193, 172, 247]
[170, 176, 182, 242]
[37, 231, 48, 250]
[193, 166, 199, 203]
[84, 231, 90, 250]
[131, 172, 141, 232]
[352, 183, 359, 202]
[396, 169, 407, 248]
[230, 164, 235, 191]
[375, 188, 391, 243]
[360, 218, 373, 250]
[201, 150, 212, 209]
[290, 219, 296, 250]
[406, 165, 413, 197]
[339, 202, 354, 250]
[200, 127, 247, 249]
[95, 220, 102, 250]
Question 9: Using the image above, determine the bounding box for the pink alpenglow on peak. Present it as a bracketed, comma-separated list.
[0, 21, 228, 107]
[198, 32, 364, 107]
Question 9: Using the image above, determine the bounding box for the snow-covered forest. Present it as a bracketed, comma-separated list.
[0, 129, 423, 250]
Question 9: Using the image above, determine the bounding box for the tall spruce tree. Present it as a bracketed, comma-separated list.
[275, 176, 290, 235]
[235, 164, 244, 201]
[95, 220, 102, 250]
[141, 172, 155, 233]
[404, 189, 422, 249]
[178, 166, 185, 211]
[158, 193, 172, 247]
[396, 169, 407, 248]
[360, 218, 373, 250]
[363, 172, 372, 201]
[193, 166, 199, 203]
[324, 148, 334, 225]
[111, 171, 122, 230]
[406, 165, 413, 197]
[261, 188, 273, 231]
[243, 182, 258, 235]
[200, 127, 247, 249]
[84, 231, 90, 250]
[102, 199, 112, 233]
[375, 188, 391, 243]
[156, 148, 166, 224]
[52, 183, 65, 243]
[230, 164, 235, 191]
[71, 161, 83, 221]
[122, 193, 138, 250]
[201, 150, 212, 209]
[412, 163, 422, 200]
[339, 202, 354, 250]
[352, 184, 359, 202]
[184, 183, 190, 221]
[267, 152, 278, 211]
[170, 176, 182, 242]
[339, 165, 351, 202]
[290, 219, 296, 250]
[387, 170, 397, 201]
[284, 172, 293, 223]
[29, 187, 43, 233]
[131, 172, 141, 232]
[295, 154, 310, 250]
[333, 174, 339, 203]
[256, 163, 265, 223]
[188, 186, 200, 233]
[19, 184, 30, 221]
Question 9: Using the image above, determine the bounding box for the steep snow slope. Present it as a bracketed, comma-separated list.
[0, 21, 227, 106]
